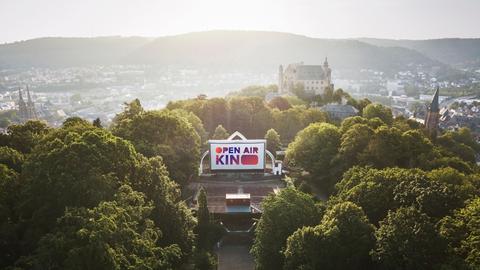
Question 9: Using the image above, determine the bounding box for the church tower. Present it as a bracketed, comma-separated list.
[278, 65, 284, 94]
[26, 86, 38, 119]
[425, 87, 440, 136]
[18, 89, 28, 120]
[17, 86, 38, 123]
[323, 57, 332, 85]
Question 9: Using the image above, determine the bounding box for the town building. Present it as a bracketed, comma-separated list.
[319, 103, 359, 121]
[278, 58, 333, 95]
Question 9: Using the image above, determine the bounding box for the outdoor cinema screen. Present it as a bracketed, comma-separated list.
[210, 141, 265, 171]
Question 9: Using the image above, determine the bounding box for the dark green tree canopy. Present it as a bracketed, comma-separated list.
[284, 202, 375, 270]
[24, 185, 182, 270]
[251, 188, 320, 270]
[372, 207, 447, 270]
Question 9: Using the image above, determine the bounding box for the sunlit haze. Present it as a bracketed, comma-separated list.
[1, 0, 480, 43]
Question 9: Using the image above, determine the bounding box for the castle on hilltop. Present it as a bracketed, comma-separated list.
[278, 58, 333, 95]
[17, 86, 38, 122]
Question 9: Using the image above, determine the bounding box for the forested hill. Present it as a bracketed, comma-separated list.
[358, 37, 480, 69]
[0, 31, 443, 73]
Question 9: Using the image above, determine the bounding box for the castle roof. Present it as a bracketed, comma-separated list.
[296, 65, 326, 80]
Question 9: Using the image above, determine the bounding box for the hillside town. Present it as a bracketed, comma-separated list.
[1, 61, 480, 140]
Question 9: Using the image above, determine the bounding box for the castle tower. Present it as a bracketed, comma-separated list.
[425, 87, 440, 136]
[18, 88, 28, 121]
[323, 57, 332, 85]
[278, 65, 284, 94]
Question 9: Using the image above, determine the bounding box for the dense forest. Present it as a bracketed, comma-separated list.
[0, 85, 479, 269]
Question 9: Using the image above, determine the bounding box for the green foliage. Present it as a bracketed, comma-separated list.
[284, 202, 375, 270]
[112, 107, 201, 185]
[0, 146, 24, 172]
[335, 166, 472, 225]
[286, 123, 340, 190]
[439, 198, 480, 270]
[372, 207, 447, 270]
[264, 128, 281, 154]
[211, 124, 229, 140]
[251, 188, 320, 270]
[191, 250, 217, 270]
[362, 103, 393, 125]
[196, 188, 210, 250]
[437, 128, 479, 164]
[228, 96, 274, 138]
[0, 164, 21, 267]
[14, 124, 195, 266]
[92, 117, 102, 128]
[227, 84, 277, 99]
[0, 120, 49, 153]
[268, 96, 291, 111]
[23, 185, 182, 270]
[171, 108, 208, 144]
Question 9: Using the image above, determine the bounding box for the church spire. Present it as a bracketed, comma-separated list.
[425, 86, 440, 136]
[323, 57, 329, 68]
[27, 85, 32, 102]
[430, 86, 439, 112]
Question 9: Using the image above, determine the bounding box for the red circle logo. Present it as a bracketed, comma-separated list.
[215, 147, 222, 154]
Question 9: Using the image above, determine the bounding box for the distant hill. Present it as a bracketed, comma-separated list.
[0, 31, 461, 75]
[0, 36, 152, 67]
[358, 38, 480, 69]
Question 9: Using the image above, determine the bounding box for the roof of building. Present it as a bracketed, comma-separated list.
[296, 65, 326, 80]
[320, 104, 359, 114]
[226, 193, 250, 199]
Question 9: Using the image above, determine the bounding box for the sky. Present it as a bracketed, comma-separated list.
[1, 0, 479, 43]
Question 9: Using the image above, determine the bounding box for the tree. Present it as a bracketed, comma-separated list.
[439, 198, 480, 270]
[198, 98, 229, 134]
[0, 164, 21, 268]
[362, 103, 393, 125]
[211, 124, 229, 140]
[196, 188, 210, 250]
[338, 123, 374, 168]
[18, 125, 195, 262]
[334, 167, 404, 224]
[393, 172, 464, 219]
[112, 110, 201, 185]
[361, 126, 406, 168]
[0, 146, 24, 172]
[171, 109, 208, 144]
[251, 188, 320, 270]
[286, 123, 341, 189]
[92, 117, 102, 128]
[268, 96, 291, 111]
[0, 120, 49, 153]
[23, 185, 182, 270]
[265, 128, 281, 154]
[284, 202, 375, 270]
[372, 207, 446, 270]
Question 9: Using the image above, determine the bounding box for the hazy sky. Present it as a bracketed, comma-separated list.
[1, 0, 479, 43]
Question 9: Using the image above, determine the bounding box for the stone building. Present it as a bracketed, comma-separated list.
[424, 87, 440, 136]
[17, 87, 38, 122]
[278, 58, 333, 95]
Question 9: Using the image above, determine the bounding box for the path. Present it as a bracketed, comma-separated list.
[216, 244, 255, 270]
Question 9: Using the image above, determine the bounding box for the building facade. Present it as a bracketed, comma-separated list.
[17, 87, 38, 122]
[278, 58, 333, 95]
